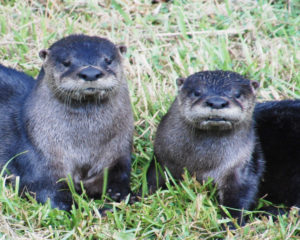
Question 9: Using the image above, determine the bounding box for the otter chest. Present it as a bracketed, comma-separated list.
[28, 103, 120, 181]
[179, 134, 253, 184]
[52, 116, 114, 167]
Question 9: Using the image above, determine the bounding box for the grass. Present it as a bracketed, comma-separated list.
[0, 0, 299, 239]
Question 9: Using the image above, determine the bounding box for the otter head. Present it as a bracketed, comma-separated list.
[39, 34, 127, 101]
[176, 70, 259, 130]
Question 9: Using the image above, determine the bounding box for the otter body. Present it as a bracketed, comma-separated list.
[147, 71, 264, 221]
[255, 100, 300, 208]
[0, 35, 134, 210]
[0, 65, 35, 169]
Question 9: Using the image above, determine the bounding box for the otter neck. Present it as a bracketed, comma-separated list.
[183, 113, 254, 137]
[182, 119, 256, 182]
[188, 121, 255, 147]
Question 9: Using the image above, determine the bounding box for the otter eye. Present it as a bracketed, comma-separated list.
[104, 57, 112, 65]
[234, 91, 242, 99]
[193, 90, 201, 97]
[62, 60, 71, 67]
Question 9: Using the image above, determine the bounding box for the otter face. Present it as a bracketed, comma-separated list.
[39, 35, 127, 101]
[177, 71, 259, 130]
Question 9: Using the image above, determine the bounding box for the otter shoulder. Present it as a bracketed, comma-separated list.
[0, 64, 35, 102]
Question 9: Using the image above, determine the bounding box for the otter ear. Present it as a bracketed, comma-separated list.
[39, 49, 49, 61]
[250, 80, 260, 93]
[117, 44, 127, 55]
[176, 77, 186, 87]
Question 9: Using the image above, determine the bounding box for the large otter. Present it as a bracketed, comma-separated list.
[147, 70, 264, 223]
[0, 35, 134, 210]
[255, 100, 300, 209]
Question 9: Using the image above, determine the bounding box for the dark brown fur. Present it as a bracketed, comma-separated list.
[255, 100, 300, 210]
[147, 70, 264, 224]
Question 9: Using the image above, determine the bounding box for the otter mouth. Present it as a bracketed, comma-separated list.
[80, 88, 99, 95]
[81, 87, 114, 95]
[84, 87, 97, 92]
[198, 117, 234, 130]
[205, 117, 226, 122]
[60, 87, 116, 101]
[203, 116, 232, 124]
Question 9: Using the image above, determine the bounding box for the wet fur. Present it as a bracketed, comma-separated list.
[147, 71, 264, 222]
[0, 35, 134, 210]
[255, 100, 300, 208]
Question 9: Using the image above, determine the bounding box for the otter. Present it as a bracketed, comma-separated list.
[147, 70, 264, 223]
[254, 100, 300, 209]
[0, 35, 134, 211]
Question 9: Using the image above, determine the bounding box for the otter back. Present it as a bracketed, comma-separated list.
[255, 100, 300, 209]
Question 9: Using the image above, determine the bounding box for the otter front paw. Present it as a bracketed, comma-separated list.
[107, 185, 130, 202]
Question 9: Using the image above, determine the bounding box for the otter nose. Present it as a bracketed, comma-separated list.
[77, 67, 104, 81]
[206, 97, 229, 109]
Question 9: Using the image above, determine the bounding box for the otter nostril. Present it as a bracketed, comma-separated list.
[78, 73, 88, 80]
[206, 97, 229, 109]
[95, 72, 104, 79]
[77, 66, 104, 81]
[221, 102, 229, 108]
[206, 101, 214, 107]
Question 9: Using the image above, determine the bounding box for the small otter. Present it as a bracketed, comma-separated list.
[255, 100, 300, 209]
[147, 70, 264, 222]
[0, 35, 134, 210]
